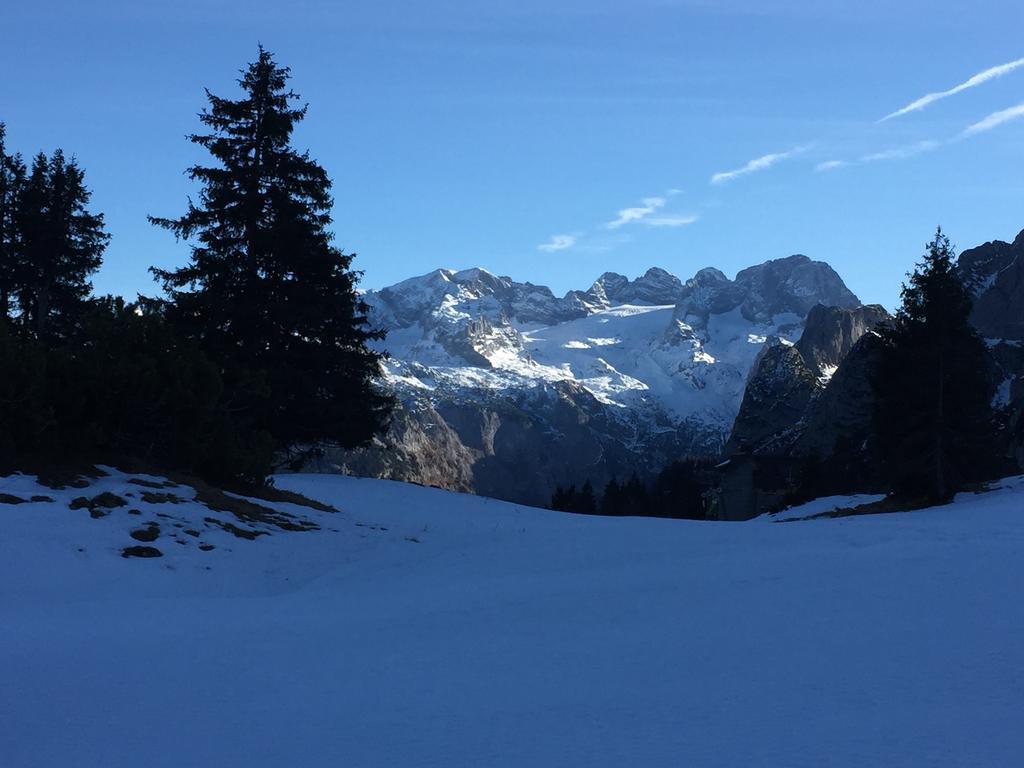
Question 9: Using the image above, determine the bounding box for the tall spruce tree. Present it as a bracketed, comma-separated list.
[150, 47, 390, 454]
[871, 228, 997, 503]
[0, 124, 27, 321]
[15, 149, 107, 341]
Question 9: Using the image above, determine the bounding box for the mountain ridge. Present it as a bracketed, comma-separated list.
[309, 254, 864, 505]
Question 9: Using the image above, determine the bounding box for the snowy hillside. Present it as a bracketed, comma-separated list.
[4, 468, 1024, 767]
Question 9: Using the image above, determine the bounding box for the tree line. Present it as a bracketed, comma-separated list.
[0, 47, 391, 483]
[551, 458, 716, 518]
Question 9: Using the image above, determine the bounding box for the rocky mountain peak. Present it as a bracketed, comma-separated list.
[588, 267, 683, 306]
[795, 304, 890, 381]
[673, 255, 861, 329]
[956, 228, 1024, 340]
[690, 267, 730, 285]
[370, 266, 578, 330]
[733, 254, 860, 322]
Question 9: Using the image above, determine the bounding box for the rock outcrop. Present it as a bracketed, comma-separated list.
[795, 304, 890, 381]
[957, 228, 1024, 472]
[726, 304, 890, 455]
[957, 229, 1024, 341]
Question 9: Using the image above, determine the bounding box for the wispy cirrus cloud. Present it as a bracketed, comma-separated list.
[815, 160, 849, 172]
[960, 102, 1024, 137]
[813, 101, 1024, 173]
[880, 56, 1024, 122]
[537, 233, 577, 253]
[817, 139, 941, 172]
[605, 196, 665, 229]
[861, 139, 941, 163]
[539, 188, 693, 256]
[645, 213, 699, 227]
[710, 145, 808, 185]
[605, 194, 698, 229]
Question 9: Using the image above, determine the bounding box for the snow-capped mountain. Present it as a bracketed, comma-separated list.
[318, 256, 862, 505]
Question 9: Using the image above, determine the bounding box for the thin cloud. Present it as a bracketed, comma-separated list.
[815, 160, 848, 172]
[860, 139, 941, 163]
[710, 145, 808, 185]
[537, 233, 576, 253]
[880, 56, 1024, 122]
[817, 104, 1024, 174]
[606, 196, 665, 229]
[542, 187, 688, 253]
[645, 213, 699, 227]
[815, 141, 940, 173]
[961, 102, 1024, 137]
[573, 233, 633, 255]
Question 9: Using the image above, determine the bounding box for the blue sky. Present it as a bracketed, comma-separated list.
[2, 0, 1023, 309]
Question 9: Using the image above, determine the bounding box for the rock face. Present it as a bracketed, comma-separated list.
[309, 402, 477, 493]
[309, 256, 864, 505]
[957, 228, 1024, 471]
[792, 330, 888, 470]
[588, 267, 685, 306]
[726, 304, 890, 456]
[957, 229, 1024, 341]
[796, 304, 891, 381]
[673, 255, 860, 329]
[732, 255, 860, 323]
[726, 340, 819, 453]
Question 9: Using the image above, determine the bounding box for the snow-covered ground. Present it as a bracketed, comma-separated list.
[3, 469, 1023, 767]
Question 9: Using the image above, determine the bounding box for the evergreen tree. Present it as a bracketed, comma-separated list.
[550, 481, 598, 514]
[150, 46, 390, 456]
[601, 477, 622, 515]
[0, 125, 27, 321]
[576, 480, 597, 514]
[15, 150, 107, 341]
[550, 484, 574, 512]
[622, 473, 647, 516]
[871, 228, 997, 503]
